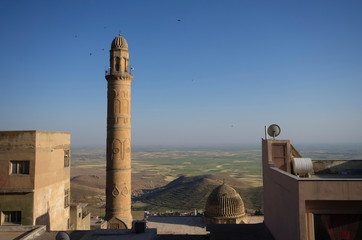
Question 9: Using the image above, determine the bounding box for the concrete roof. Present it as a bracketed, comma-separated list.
[147, 217, 207, 235]
[35, 229, 157, 240]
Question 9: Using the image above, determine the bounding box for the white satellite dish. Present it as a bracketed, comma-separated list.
[267, 124, 281, 139]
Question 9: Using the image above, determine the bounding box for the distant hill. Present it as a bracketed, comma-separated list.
[70, 173, 263, 214]
[133, 174, 263, 212]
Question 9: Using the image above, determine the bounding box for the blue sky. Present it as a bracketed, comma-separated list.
[1, 0, 362, 147]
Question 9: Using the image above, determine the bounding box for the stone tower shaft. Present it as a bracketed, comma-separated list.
[105, 34, 133, 229]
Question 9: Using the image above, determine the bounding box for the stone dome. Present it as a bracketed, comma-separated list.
[111, 34, 128, 50]
[204, 183, 246, 224]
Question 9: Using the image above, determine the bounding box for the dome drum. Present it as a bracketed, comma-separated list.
[204, 183, 247, 224]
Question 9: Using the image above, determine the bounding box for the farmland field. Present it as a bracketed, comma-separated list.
[70, 144, 362, 217]
[72, 146, 263, 187]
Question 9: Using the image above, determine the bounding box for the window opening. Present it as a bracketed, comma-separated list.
[64, 189, 70, 208]
[10, 161, 29, 174]
[3, 211, 21, 224]
[115, 57, 120, 71]
[64, 150, 70, 167]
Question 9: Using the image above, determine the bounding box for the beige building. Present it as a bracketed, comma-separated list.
[262, 139, 362, 240]
[69, 203, 90, 230]
[0, 131, 71, 230]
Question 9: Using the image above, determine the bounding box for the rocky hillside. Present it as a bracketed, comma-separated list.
[133, 174, 263, 211]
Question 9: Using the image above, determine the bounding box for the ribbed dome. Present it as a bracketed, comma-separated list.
[205, 183, 245, 219]
[111, 34, 128, 50]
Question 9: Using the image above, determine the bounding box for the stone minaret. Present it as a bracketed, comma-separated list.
[105, 34, 133, 229]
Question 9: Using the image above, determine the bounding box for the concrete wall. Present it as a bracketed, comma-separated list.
[0, 132, 36, 226]
[262, 140, 301, 240]
[0, 131, 35, 190]
[70, 204, 90, 230]
[0, 193, 34, 225]
[0, 131, 70, 230]
[33, 131, 70, 231]
[262, 139, 301, 240]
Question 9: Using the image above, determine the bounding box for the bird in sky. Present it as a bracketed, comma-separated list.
[90, 53, 92, 56]
[101, 48, 104, 51]
[177, 19, 181, 22]
[74, 34, 77, 38]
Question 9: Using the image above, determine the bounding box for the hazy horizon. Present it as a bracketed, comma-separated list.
[71, 142, 362, 151]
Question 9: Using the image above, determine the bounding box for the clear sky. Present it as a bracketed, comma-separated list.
[1, 0, 362, 147]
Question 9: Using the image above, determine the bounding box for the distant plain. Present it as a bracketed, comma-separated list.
[70, 144, 362, 218]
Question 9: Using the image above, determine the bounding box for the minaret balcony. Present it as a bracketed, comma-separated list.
[105, 69, 133, 77]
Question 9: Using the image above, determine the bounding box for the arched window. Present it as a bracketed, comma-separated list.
[115, 57, 120, 71]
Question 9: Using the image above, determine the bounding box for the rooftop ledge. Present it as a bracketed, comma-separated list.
[269, 159, 362, 181]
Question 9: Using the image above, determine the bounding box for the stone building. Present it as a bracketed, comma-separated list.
[69, 203, 90, 230]
[0, 131, 72, 230]
[204, 183, 247, 224]
[105, 34, 133, 229]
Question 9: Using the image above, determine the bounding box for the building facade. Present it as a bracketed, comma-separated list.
[262, 139, 362, 240]
[69, 203, 90, 230]
[0, 131, 71, 230]
[105, 34, 133, 229]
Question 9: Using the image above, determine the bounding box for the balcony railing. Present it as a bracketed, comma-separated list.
[105, 69, 133, 77]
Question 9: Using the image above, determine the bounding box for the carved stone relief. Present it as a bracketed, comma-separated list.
[111, 138, 130, 161]
[114, 99, 121, 114]
[116, 117, 129, 125]
[113, 89, 119, 98]
[121, 183, 129, 197]
[111, 138, 121, 161]
[120, 99, 129, 115]
[112, 185, 120, 197]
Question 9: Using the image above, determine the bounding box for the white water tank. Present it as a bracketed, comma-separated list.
[292, 158, 313, 176]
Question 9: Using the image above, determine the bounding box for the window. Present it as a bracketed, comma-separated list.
[3, 211, 21, 224]
[11, 161, 29, 174]
[64, 189, 70, 208]
[64, 150, 70, 167]
[115, 57, 120, 71]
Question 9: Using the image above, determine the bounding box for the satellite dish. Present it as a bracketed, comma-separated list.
[267, 124, 281, 139]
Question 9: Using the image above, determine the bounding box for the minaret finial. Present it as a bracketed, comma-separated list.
[119, 30, 121, 36]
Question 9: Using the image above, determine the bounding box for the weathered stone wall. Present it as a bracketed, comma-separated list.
[69, 204, 90, 230]
[0, 131, 36, 190]
[33, 131, 70, 231]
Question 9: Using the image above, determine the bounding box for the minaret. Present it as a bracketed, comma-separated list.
[105, 34, 133, 229]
